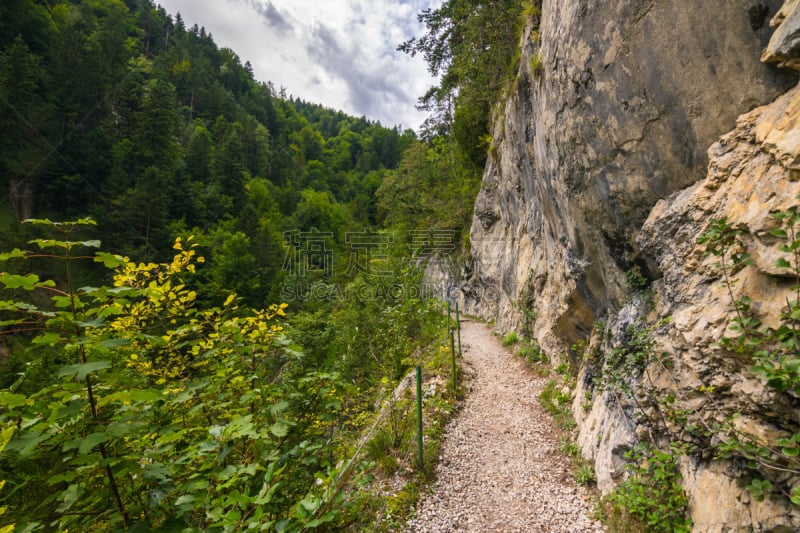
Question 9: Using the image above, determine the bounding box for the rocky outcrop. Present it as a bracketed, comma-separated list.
[763, 0, 800, 70]
[639, 83, 800, 531]
[457, 0, 800, 530]
[460, 0, 795, 351]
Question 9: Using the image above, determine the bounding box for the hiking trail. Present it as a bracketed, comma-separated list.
[406, 319, 605, 532]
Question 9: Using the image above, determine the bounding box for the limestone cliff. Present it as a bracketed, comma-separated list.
[461, 0, 794, 345]
[454, 0, 800, 529]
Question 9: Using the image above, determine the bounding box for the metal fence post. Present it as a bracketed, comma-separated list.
[416, 365, 423, 470]
[455, 302, 462, 358]
[450, 329, 457, 392]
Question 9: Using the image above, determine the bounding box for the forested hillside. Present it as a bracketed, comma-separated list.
[0, 0, 495, 530]
[1, 0, 429, 305]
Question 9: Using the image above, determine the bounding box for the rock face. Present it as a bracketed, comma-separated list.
[640, 85, 800, 530]
[763, 0, 800, 70]
[455, 0, 800, 530]
[461, 0, 794, 348]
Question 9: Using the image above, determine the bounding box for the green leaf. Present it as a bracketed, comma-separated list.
[56, 483, 82, 513]
[0, 425, 15, 453]
[142, 462, 171, 482]
[300, 495, 321, 512]
[51, 295, 73, 308]
[254, 485, 279, 505]
[269, 422, 289, 437]
[227, 415, 258, 439]
[58, 361, 111, 380]
[79, 240, 101, 249]
[6, 430, 45, 456]
[22, 218, 56, 226]
[0, 272, 41, 290]
[31, 331, 62, 346]
[130, 389, 161, 402]
[270, 401, 290, 415]
[174, 495, 196, 506]
[48, 471, 77, 485]
[105, 420, 135, 438]
[791, 486, 800, 506]
[782, 446, 800, 457]
[96, 338, 130, 350]
[0, 300, 53, 317]
[78, 432, 111, 454]
[95, 252, 126, 269]
[28, 238, 67, 250]
[0, 300, 30, 311]
[0, 391, 32, 408]
[0, 248, 26, 261]
[24, 217, 96, 227]
[101, 389, 160, 406]
[21, 416, 42, 430]
[776, 258, 792, 269]
[770, 228, 788, 238]
[76, 317, 106, 328]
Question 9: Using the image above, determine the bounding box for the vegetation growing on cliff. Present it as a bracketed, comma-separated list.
[576, 202, 800, 530]
[697, 211, 800, 507]
[398, 0, 530, 169]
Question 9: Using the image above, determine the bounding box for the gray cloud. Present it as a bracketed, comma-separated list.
[159, 0, 433, 128]
[239, 0, 293, 34]
[309, 24, 344, 56]
[307, 22, 413, 125]
[260, 2, 292, 34]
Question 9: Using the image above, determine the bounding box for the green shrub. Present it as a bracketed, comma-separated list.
[696, 208, 800, 506]
[365, 427, 401, 476]
[575, 461, 596, 486]
[603, 444, 691, 533]
[386, 483, 419, 522]
[518, 339, 547, 364]
[529, 52, 542, 74]
[600, 324, 653, 392]
[501, 331, 519, 346]
[539, 378, 574, 430]
[559, 438, 580, 458]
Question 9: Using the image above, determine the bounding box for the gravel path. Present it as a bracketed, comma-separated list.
[406, 319, 605, 532]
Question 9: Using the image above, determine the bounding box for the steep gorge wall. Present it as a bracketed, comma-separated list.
[462, 0, 793, 345]
[456, 0, 800, 529]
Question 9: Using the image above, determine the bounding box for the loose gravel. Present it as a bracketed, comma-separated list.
[406, 319, 605, 532]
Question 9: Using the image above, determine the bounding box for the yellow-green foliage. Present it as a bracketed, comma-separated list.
[0, 220, 360, 531]
[502, 331, 519, 346]
[523, 0, 541, 20]
[529, 51, 543, 74]
[0, 425, 13, 533]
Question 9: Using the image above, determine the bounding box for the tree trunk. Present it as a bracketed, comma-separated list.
[9, 178, 34, 221]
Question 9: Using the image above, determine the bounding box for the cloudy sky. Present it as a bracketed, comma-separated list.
[156, 0, 441, 131]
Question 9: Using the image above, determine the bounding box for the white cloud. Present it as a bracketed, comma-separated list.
[157, 0, 439, 129]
